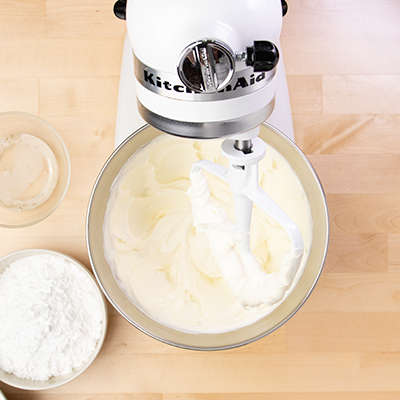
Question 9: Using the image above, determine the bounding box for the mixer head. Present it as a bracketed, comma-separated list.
[114, 0, 286, 139]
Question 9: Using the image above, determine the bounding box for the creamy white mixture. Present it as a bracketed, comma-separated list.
[188, 164, 304, 309]
[103, 134, 313, 334]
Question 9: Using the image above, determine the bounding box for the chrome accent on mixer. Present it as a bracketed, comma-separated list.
[177, 39, 235, 93]
[134, 54, 276, 102]
[234, 139, 253, 155]
[235, 51, 248, 63]
[137, 99, 276, 139]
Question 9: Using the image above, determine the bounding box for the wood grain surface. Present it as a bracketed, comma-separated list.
[1, 0, 400, 399]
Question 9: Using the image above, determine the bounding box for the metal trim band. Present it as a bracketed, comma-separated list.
[134, 54, 275, 102]
[137, 99, 276, 139]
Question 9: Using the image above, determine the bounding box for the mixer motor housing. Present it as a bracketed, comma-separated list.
[113, 0, 294, 143]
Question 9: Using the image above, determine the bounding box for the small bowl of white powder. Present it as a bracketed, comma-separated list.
[0, 249, 108, 390]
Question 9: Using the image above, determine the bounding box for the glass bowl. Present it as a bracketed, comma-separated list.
[0, 249, 108, 390]
[0, 112, 70, 228]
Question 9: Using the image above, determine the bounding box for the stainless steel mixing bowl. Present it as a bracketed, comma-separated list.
[86, 123, 329, 350]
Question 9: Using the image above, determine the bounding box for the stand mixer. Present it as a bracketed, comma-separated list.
[112, 0, 304, 308]
[86, 0, 329, 349]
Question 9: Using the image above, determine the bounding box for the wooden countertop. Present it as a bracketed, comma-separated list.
[1, 1, 400, 399]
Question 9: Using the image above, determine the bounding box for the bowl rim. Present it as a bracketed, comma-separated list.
[0, 248, 108, 390]
[0, 111, 71, 229]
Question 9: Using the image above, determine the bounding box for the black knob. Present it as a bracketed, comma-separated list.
[114, 0, 126, 20]
[246, 41, 279, 72]
[281, 0, 288, 16]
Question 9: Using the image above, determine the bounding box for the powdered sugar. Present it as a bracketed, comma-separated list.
[0, 254, 104, 381]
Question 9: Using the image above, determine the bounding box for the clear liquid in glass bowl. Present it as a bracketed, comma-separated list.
[0, 133, 59, 211]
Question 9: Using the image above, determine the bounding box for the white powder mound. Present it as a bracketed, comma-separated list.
[0, 254, 104, 381]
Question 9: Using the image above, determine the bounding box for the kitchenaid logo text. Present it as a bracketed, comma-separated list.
[143, 70, 267, 94]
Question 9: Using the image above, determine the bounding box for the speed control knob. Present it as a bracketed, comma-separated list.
[178, 40, 235, 94]
[246, 41, 279, 72]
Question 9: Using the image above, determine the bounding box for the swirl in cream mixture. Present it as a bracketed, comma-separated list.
[103, 134, 313, 333]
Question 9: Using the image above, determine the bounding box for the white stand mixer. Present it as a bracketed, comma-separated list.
[112, 0, 303, 308]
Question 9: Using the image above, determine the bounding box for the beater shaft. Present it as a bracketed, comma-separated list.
[234, 139, 253, 155]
